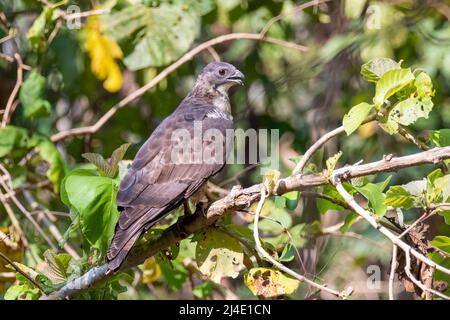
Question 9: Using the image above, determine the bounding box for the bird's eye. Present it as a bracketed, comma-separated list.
[218, 69, 226, 76]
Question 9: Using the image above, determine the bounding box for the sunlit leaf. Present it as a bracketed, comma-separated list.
[385, 186, 415, 208]
[343, 102, 374, 135]
[361, 58, 400, 83]
[63, 169, 120, 254]
[244, 267, 300, 297]
[373, 68, 414, 106]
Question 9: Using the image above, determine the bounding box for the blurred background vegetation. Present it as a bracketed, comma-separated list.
[1, 0, 450, 300]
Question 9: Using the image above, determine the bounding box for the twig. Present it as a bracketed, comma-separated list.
[332, 175, 450, 277]
[389, 245, 398, 300]
[397, 210, 436, 240]
[292, 115, 376, 175]
[0, 189, 27, 247]
[301, 191, 353, 211]
[252, 184, 349, 298]
[50, 33, 308, 142]
[23, 191, 80, 259]
[0, 170, 56, 249]
[403, 250, 449, 299]
[397, 126, 430, 151]
[0, 229, 18, 250]
[1, 53, 24, 127]
[63, 8, 110, 20]
[219, 164, 259, 187]
[260, 0, 332, 36]
[332, 169, 450, 299]
[0, 251, 46, 294]
[206, 46, 221, 62]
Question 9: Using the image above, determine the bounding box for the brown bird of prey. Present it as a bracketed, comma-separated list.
[107, 62, 244, 271]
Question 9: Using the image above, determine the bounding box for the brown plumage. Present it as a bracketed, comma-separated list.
[106, 62, 244, 271]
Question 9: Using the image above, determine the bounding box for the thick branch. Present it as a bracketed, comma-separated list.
[41, 146, 450, 299]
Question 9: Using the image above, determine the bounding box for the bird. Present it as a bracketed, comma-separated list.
[106, 62, 244, 272]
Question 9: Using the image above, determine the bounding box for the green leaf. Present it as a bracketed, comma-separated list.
[195, 228, 244, 283]
[4, 284, 40, 300]
[279, 243, 295, 262]
[122, 5, 200, 70]
[282, 191, 299, 210]
[288, 224, 307, 248]
[192, 281, 214, 299]
[431, 236, 450, 253]
[317, 185, 345, 214]
[158, 259, 188, 291]
[35, 139, 67, 193]
[373, 68, 415, 106]
[361, 58, 401, 83]
[19, 71, 51, 119]
[0, 126, 29, 158]
[355, 183, 387, 218]
[274, 196, 286, 208]
[343, 102, 374, 135]
[430, 129, 450, 147]
[27, 7, 54, 51]
[63, 169, 119, 254]
[340, 211, 359, 232]
[385, 186, 415, 209]
[244, 267, 300, 297]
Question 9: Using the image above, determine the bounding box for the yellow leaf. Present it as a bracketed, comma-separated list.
[84, 16, 123, 92]
[142, 257, 161, 284]
[244, 267, 300, 297]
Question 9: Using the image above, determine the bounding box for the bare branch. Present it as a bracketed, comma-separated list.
[389, 245, 398, 300]
[1, 53, 24, 127]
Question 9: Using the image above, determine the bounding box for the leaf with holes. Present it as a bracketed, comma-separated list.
[244, 268, 300, 297]
[195, 228, 244, 283]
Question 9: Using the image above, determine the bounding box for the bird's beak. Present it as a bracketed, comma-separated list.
[227, 69, 245, 86]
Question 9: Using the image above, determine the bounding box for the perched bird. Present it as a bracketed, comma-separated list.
[107, 62, 244, 272]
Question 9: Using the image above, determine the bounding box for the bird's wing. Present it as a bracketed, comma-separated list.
[107, 105, 233, 269]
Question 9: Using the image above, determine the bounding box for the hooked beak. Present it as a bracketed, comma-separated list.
[227, 69, 245, 86]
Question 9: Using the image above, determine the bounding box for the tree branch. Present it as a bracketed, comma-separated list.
[41, 146, 450, 299]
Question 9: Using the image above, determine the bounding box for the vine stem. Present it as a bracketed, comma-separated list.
[252, 184, 350, 298]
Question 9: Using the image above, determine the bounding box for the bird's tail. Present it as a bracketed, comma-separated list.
[107, 230, 141, 272]
[107, 206, 162, 272]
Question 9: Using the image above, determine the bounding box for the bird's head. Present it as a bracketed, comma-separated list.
[198, 62, 245, 94]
